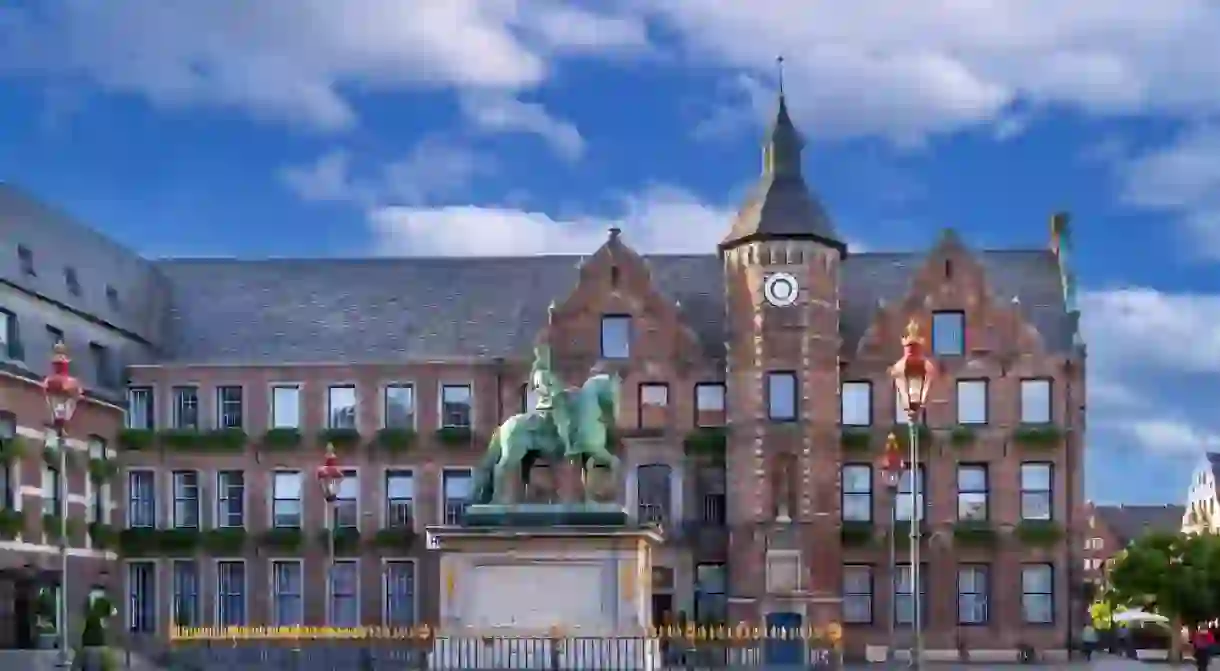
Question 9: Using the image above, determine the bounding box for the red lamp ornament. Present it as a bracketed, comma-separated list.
[316, 444, 344, 502]
[42, 342, 82, 429]
[889, 319, 938, 419]
[878, 433, 905, 489]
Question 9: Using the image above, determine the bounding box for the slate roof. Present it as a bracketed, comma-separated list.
[1095, 504, 1186, 545]
[720, 95, 845, 253]
[150, 248, 1075, 365]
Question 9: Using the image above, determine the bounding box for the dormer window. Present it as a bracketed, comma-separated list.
[64, 267, 81, 296]
[105, 285, 121, 312]
[600, 315, 631, 359]
[17, 246, 34, 277]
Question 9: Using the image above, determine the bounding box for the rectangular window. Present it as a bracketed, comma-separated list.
[441, 384, 473, 428]
[42, 464, 60, 517]
[216, 471, 245, 528]
[600, 315, 631, 359]
[89, 343, 111, 388]
[766, 372, 798, 421]
[216, 386, 243, 429]
[442, 469, 472, 525]
[895, 388, 908, 425]
[383, 384, 415, 429]
[1021, 564, 1054, 624]
[841, 464, 872, 523]
[638, 383, 669, 429]
[126, 387, 154, 430]
[520, 383, 539, 415]
[958, 565, 989, 625]
[271, 561, 304, 626]
[1020, 379, 1052, 424]
[216, 561, 246, 627]
[45, 326, 64, 349]
[0, 417, 12, 509]
[171, 561, 200, 627]
[895, 563, 927, 626]
[272, 471, 302, 528]
[172, 471, 200, 529]
[956, 464, 988, 521]
[843, 565, 874, 624]
[694, 564, 727, 624]
[896, 465, 925, 522]
[841, 381, 872, 426]
[384, 560, 416, 626]
[334, 469, 358, 528]
[271, 385, 301, 429]
[171, 386, 199, 430]
[698, 466, 726, 526]
[956, 380, 987, 425]
[64, 267, 81, 296]
[328, 560, 359, 627]
[126, 561, 156, 633]
[106, 285, 121, 312]
[127, 471, 156, 528]
[327, 385, 357, 429]
[385, 470, 415, 529]
[932, 311, 965, 356]
[636, 464, 673, 525]
[0, 308, 18, 360]
[1020, 463, 1053, 521]
[694, 383, 726, 427]
[18, 245, 35, 276]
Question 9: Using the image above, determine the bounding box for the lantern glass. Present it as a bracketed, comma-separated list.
[319, 475, 341, 501]
[46, 395, 78, 425]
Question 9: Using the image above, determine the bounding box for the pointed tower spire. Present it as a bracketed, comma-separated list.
[720, 60, 846, 256]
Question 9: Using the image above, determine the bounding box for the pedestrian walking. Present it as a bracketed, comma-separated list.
[1192, 625, 1215, 671]
[1081, 623, 1098, 661]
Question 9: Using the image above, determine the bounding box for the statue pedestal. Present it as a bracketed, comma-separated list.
[426, 507, 663, 670]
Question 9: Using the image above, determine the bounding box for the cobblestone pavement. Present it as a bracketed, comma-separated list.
[843, 657, 1191, 669]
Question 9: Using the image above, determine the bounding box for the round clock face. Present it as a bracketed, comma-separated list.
[764, 272, 799, 307]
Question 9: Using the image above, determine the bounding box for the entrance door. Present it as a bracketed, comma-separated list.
[764, 611, 803, 666]
[650, 593, 673, 628]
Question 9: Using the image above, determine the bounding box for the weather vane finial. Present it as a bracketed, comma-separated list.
[776, 55, 785, 95]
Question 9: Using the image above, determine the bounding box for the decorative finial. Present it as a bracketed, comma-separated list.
[885, 433, 899, 451]
[608, 226, 621, 241]
[547, 301, 556, 325]
[901, 319, 924, 346]
[52, 341, 69, 359]
[776, 55, 785, 95]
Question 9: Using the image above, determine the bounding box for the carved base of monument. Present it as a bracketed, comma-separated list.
[463, 502, 630, 527]
[427, 510, 663, 670]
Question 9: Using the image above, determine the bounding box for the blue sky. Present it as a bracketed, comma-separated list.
[2, 1, 1219, 504]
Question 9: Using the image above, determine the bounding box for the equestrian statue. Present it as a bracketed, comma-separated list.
[470, 344, 622, 505]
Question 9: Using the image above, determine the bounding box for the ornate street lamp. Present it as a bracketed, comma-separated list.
[889, 320, 937, 669]
[878, 433, 905, 662]
[316, 445, 344, 625]
[41, 342, 81, 668]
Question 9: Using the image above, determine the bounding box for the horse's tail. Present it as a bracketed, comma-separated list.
[471, 428, 501, 505]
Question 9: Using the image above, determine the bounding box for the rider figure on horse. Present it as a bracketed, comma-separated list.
[530, 344, 575, 457]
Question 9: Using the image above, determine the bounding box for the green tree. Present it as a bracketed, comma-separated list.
[1107, 531, 1220, 626]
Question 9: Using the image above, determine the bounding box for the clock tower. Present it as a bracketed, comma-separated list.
[720, 90, 847, 629]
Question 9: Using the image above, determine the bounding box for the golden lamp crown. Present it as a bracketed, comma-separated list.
[900, 319, 924, 347]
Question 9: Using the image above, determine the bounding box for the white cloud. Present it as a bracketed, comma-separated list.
[1119, 124, 1220, 259]
[459, 93, 585, 161]
[0, 0, 645, 137]
[1121, 419, 1220, 456]
[369, 185, 734, 256]
[640, 0, 1220, 143]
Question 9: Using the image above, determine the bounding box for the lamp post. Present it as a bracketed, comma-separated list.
[41, 342, 82, 668]
[316, 445, 344, 626]
[889, 320, 937, 670]
[878, 433, 905, 664]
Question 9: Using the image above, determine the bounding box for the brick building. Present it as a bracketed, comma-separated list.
[1083, 503, 1185, 586]
[0, 93, 1086, 656]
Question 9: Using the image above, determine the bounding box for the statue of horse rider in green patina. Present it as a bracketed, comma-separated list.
[470, 343, 621, 505]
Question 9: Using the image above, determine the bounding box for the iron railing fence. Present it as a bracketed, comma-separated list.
[164, 631, 841, 671]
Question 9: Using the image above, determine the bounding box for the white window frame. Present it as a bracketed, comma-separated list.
[326, 558, 361, 627]
[841, 464, 873, 523]
[955, 380, 988, 425]
[270, 559, 305, 627]
[170, 385, 200, 430]
[440, 468, 473, 525]
[214, 558, 248, 627]
[383, 468, 416, 531]
[382, 558, 419, 627]
[269, 384, 302, 429]
[216, 470, 246, 529]
[381, 382, 417, 430]
[215, 385, 245, 430]
[438, 382, 474, 429]
[270, 470, 303, 528]
[125, 386, 155, 430]
[124, 559, 158, 634]
[1020, 379, 1053, 424]
[171, 470, 201, 530]
[126, 468, 157, 529]
[1020, 462, 1053, 521]
[326, 384, 358, 430]
[600, 314, 631, 359]
[840, 381, 872, 427]
[957, 564, 989, 625]
[332, 468, 360, 530]
[171, 559, 201, 628]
